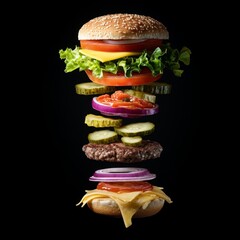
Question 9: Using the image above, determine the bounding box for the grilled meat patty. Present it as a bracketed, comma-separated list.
[82, 140, 163, 163]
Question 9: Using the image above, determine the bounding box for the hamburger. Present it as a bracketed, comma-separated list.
[76, 167, 172, 228]
[59, 13, 191, 86]
[58, 13, 187, 227]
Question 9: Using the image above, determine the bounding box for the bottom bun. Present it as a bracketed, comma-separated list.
[87, 198, 165, 218]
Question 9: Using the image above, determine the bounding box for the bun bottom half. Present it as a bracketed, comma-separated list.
[87, 197, 165, 218]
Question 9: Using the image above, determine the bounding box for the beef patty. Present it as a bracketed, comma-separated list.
[82, 140, 163, 163]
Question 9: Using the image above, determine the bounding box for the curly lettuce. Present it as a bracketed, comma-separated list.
[59, 44, 191, 78]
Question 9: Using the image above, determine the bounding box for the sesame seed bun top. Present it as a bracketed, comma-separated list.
[78, 13, 169, 40]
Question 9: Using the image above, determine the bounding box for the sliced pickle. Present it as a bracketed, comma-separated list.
[123, 89, 156, 103]
[75, 82, 116, 95]
[132, 82, 171, 94]
[121, 136, 143, 147]
[114, 122, 155, 137]
[85, 114, 122, 128]
[88, 130, 118, 144]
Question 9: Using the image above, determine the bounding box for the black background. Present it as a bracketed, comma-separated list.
[8, 1, 204, 239]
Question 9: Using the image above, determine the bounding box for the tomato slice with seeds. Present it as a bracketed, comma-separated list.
[96, 90, 155, 109]
[97, 181, 153, 193]
[80, 39, 163, 52]
[85, 69, 161, 86]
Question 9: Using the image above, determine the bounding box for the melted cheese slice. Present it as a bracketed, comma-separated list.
[79, 49, 141, 62]
[76, 186, 172, 228]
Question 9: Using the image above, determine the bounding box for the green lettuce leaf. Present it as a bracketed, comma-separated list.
[59, 43, 191, 78]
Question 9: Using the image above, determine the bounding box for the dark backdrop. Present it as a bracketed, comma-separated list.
[13, 1, 203, 239]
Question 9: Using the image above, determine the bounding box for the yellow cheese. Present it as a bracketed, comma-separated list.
[76, 186, 172, 228]
[79, 49, 141, 62]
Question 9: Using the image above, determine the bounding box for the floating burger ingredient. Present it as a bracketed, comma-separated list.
[92, 90, 159, 118]
[83, 119, 163, 163]
[76, 167, 172, 228]
[59, 13, 191, 86]
[75, 81, 172, 96]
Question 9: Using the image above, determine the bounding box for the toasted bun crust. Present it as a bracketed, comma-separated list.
[78, 13, 169, 40]
[87, 198, 165, 218]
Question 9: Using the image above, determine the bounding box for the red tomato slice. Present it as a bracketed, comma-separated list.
[97, 181, 153, 193]
[80, 39, 163, 52]
[85, 69, 161, 86]
[96, 90, 155, 109]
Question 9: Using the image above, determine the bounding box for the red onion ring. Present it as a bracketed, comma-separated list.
[89, 167, 156, 182]
[92, 97, 159, 118]
[103, 40, 146, 45]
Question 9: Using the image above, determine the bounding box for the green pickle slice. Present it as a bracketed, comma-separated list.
[88, 130, 118, 144]
[75, 82, 116, 95]
[85, 114, 122, 128]
[121, 136, 143, 147]
[115, 122, 155, 137]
